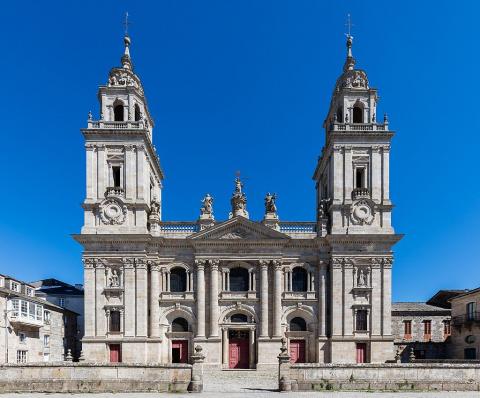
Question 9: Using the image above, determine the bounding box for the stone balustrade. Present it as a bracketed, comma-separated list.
[331, 122, 387, 132]
[105, 186, 125, 197]
[351, 187, 370, 200]
[87, 120, 145, 129]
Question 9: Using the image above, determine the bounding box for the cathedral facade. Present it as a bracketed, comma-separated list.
[74, 32, 402, 367]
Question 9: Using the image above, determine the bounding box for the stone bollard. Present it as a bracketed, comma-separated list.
[78, 350, 85, 362]
[408, 347, 416, 363]
[188, 344, 205, 393]
[277, 337, 292, 392]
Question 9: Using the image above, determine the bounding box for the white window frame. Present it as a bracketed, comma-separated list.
[16, 350, 27, 364]
[19, 332, 26, 344]
[43, 334, 50, 347]
[10, 281, 20, 292]
[59, 297, 65, 307]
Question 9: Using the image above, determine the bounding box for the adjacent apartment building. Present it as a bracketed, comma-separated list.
[0, 274, 77, 363]
[450, 288, 480, 360]
[31, 279, 84, 357]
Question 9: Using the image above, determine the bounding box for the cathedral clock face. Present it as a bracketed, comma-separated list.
[350, 199, 375, 225]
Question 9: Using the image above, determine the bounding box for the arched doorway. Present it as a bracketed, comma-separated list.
[171, 317, 189, 363]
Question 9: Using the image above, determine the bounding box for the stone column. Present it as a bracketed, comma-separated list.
[125, 145, 136, 200]
[382, 258, 393, 335]
[95, 260, 106, 336]
[83, 258, 96, 337]
[318, 261, 327, 337]
[273, 260, 283, 337]
[209, 260, 220, 337]
[260, 260, 269, 337]
[97, 145, 107, 200]
[249, 328, 255, 369]
[222, 328, 229, 365]
[136, 259, 148, 337]
[150, 262, 160, 338]
[123, 258, 136, 337]
[196, 260, 206, 337]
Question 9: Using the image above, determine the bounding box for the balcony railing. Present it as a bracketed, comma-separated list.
[330, 122, 387, 132]
[105, 187, 125, 197]
[159, 223, 199, 234]
[352, 187, 370, 200]
[452, 312, 480, 326]
[87, 120, 145, 129]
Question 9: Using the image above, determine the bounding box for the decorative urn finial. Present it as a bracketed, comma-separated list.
[229, 176, 249, 219]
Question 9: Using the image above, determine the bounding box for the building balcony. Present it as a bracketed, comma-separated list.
[282, 291, 316, 300]
[330, 122, 388, 132]
[8, 313, 43, 328]
[87, 120, 145, 130]
[352, 187, 370, 200]
[452, 312, 480, 327]
[105, 187, 125, 198]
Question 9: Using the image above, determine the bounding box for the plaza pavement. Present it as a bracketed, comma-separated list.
[3, 393, 480, 397]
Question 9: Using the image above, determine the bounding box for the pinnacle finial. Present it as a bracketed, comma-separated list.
[343, 14, 355, 72]
[121, 12, 133, 70]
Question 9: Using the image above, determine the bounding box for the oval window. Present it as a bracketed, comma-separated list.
[465, 335, 476, 344]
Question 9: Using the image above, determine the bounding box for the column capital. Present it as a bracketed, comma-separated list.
[195, 259, 207, 270]
[209, 259, 220, 270]
[135, 258, 148, 270]
[273, 260, 283, 270]
[259, 260, 270, 269]
[122, 257, 135, 269]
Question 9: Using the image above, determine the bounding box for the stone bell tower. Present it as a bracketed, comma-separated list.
[81, 33, 164, 234]
[313, 34, 394, 235]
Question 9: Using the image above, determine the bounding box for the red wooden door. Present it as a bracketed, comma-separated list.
[289, 340, 306, 363]
[172, 340, 188, 363]
[229, 338, 249, 368]
[356, 343, 367, 363]
[109, 344, 121, 363]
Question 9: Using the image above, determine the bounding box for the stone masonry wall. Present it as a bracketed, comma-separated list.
[283, 363, 480, 391]
[0, 363, 192, 393]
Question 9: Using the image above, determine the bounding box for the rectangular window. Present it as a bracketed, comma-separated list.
[19, 332, 26, 343]
[0, 277, 4, 287]
[16, 350, 27, 364]
[356, 310, 368, 331]
[423, 320, 432, 340]
[25, 287, 34, 297]
[355, 168, 365, 189]
[443, 320, 451, 337]
[44, 310, 51, 324]
[110, 310, 121, 332]
[10, 281, 20, 292]
[467, 302, 476, 321]
[20, 301, 28, 318]
[43, 335, 50, 347]
[465, 348, 477, 360]
[11, 299, 19, 317]
[28, 302, 35, 320]
[112, 166, 121, 188]
[403, 320, 412, 339]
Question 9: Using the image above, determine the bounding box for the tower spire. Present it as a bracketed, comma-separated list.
[121, 12, 133, 70]
[343, 14, 355, 72]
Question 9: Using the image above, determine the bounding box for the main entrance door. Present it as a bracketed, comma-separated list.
[172, 340, 188, 363]
[229, 330, 249, 369]
[356, 343, 367, 363]
[289, 339, 306, 363]
[109, 344, 121, 363]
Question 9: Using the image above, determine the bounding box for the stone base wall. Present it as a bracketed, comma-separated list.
[0, 362, 192, 393]
[284, 363, 480, 391]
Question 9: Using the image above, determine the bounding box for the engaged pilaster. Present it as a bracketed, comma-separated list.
[209, 260, 220, 337]
[149, 261, 161, 338]
[195, 259, 206, 338]
[259, 260, 270, 337]
[273, 260, 283, 337]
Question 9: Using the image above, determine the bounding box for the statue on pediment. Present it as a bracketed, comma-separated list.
[229, 177, 249, 219]
[200, 193, 214, 220]
[265, 193, 277, 214]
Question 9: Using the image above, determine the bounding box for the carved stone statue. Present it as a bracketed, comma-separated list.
[318, 198, 330, 219]
[150, 199, 160, 217]
[357, 268, 368, 287]
[264, 193, 277, 214]
[200, 193, 214, 220]
[229, 177, 249, 219]
[109, 269, 120, 287]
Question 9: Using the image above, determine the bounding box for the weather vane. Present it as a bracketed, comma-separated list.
[124, 12, 131, 36]
[345, 13, 354, 38]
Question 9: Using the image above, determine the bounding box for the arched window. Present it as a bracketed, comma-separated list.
[170, 267, 187, 292]
[292, 267, 308, 292]
[114, 103, 124, 121]
[231, 313, 248, 323]
[290, 317, 307, 331]
[336, 107, 343, 123]
[172, 317, 189, 332]
[229, 267, 249, 292]
[353, 105, 363, 123]
[134, 104, 141, 121]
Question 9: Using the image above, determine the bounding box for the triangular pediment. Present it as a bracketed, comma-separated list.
[189, 216, 289, 240]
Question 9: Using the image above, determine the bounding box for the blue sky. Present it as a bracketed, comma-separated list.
[1, 0, 479, 301]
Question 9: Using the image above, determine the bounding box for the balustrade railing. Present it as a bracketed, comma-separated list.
[452, 312, 480, 326]
[88, 120, 144, 129]
[279, 222, 316, 233]
[159, 222, 199, 233]
[330, 122, 387, 132]
[105, 187, 125, 197]
[352, 187, 370, 200]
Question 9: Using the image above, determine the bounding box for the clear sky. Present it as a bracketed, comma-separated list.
[1, 0, 479, 302]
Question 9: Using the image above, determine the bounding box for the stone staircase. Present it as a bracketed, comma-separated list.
[202, 369, 278, 392]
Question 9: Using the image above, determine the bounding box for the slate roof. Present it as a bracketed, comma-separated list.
[392, 302, 451, 315]
[31, 279, 84, 296]
[426, 290, 467, 309]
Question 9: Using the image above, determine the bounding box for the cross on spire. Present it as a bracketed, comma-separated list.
[345, 13, 354, 38]
[123, 12, 131, 36]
